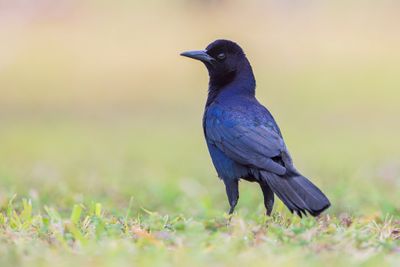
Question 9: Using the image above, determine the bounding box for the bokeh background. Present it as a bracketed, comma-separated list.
[1, 0, 400, 218]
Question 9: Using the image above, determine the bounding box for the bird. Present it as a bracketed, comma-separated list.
[180, 39, 330, 217]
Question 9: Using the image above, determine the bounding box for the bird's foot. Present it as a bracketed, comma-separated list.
[266, 209, 273, 217]
[225, 207, 236, 226]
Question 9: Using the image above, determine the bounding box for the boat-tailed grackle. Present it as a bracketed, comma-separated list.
[181, 39, 330, 217]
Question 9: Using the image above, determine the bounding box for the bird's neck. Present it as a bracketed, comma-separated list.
[206, 63, 256, 107]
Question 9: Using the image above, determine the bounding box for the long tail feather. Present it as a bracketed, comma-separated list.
[261, 171, 330, 217]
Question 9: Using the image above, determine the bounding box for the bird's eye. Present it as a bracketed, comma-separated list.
[217, 53, 226, 61]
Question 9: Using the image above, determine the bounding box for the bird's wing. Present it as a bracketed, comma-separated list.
[205, 107, 288, 175]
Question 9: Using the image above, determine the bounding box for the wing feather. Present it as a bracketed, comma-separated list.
[205, 108, 287, 175]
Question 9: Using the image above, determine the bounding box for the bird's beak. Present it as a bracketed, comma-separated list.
[180, 50, 216, 65]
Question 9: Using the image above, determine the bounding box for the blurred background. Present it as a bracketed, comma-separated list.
[0, 0, 399, 217]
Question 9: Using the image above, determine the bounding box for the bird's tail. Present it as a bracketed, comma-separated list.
[261, 171, 330, 217]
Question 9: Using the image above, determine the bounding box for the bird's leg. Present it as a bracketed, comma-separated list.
[223, 178, 239, 215]
[260, 182, 274, 216]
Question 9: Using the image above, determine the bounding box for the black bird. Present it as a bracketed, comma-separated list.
[181, 39, 330, 217]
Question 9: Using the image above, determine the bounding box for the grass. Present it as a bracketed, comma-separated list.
[0, 121, 399, 266]
[0, 196, 399, 267]
[1, 1, 400, 266]
[1, 195, 399, 267]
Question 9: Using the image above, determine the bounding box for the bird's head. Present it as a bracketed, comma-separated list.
[181, 39, 253, 87]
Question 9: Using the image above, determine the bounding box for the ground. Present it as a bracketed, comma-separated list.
[0, 121, 399, 267]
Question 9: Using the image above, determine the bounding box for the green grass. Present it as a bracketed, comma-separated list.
[1, 191, 399, 266]
[0, 195, 399, 267]
[0, 121, 399, 267]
